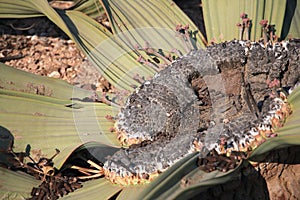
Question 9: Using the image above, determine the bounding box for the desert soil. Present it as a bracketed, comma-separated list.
[0, 1, 299, 199]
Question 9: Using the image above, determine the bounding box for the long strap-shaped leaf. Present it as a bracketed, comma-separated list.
[282, 1, 300, 39]
[202, 0, 287, 42]
[0, 63, 92, 100]
[0, 0, 148, 91]
[62, 10, 154, 91]
[0, 0, 208, 92]
[135, 152, 243, 200]
[69, 0, 105, 18]
[159, 162, 244, 200]
[0, 168, 40, 199]
[0, 63, 120, 157]
[0, 88, 120, 155]
[60, 178, 122, 200]
[101, 0, 206, 52]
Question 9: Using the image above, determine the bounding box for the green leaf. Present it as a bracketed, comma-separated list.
[0, 0, 44, 18]
[55, 141, 154, 200]
[160, 161, 243, 200]
[68, 0, 105, 19]
[116, 186, 146, 200]
[281, 0, 300, 39]
[60, 178, 122, 200]
[136, 153, 198, 200]
[55, 141, 119, 170]
[0, 0, 209, 93]
[0, 62, 92, 100]
[0, 89, 120, 156]
[0, 65, 121, 157]
[101, 0, 206, 50]
[54, 142, 123, 200]
[138, 152, 243, 200]
[202, 0, 291, 42]
[0, 0, 207, 92]
[0, 0, 140, 91]
[4, 1, 300, 199]
[0, 168, 40, 200]
[287, 84, 300, 105]
[62, 9, 147, 91]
